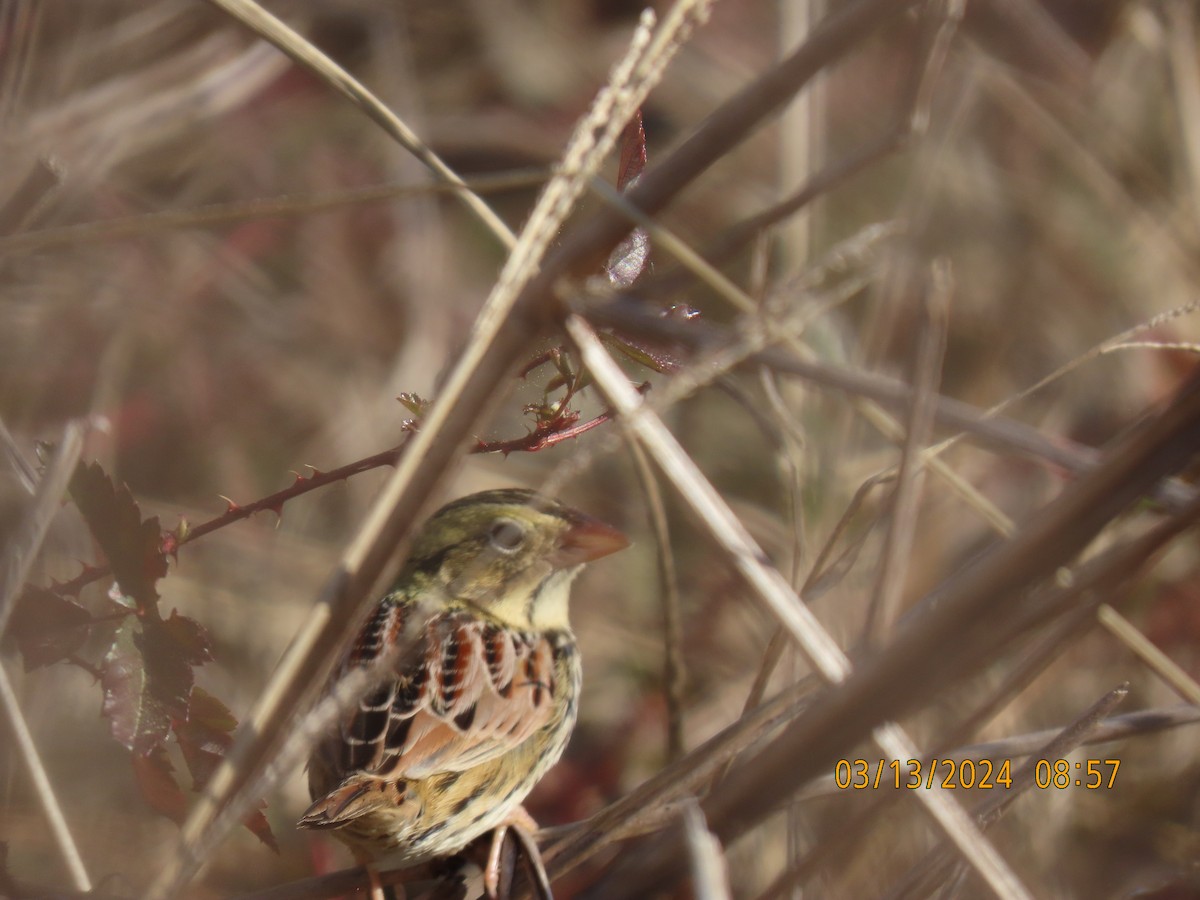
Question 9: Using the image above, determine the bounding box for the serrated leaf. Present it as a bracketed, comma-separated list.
[188, 685, 237, 732]
[161, 611, 213, 665]
[7, 587, 92, 671]
[174, 687, 279, 849]
[69, 461, 168, 614]
[175, 688, 234, 790]
[244, 802, 280, 854]
[131, 746, 188, 824]
[102, 617, 193, 755]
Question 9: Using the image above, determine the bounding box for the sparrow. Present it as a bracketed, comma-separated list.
[299, 488, 628, 895]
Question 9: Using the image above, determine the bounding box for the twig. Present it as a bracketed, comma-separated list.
[886, 685, 1130, 900]
[954, 703, 1200, 763]
[644, 124, 908, 303]
[0, 415, 37, 490]
[1168, 0, 1200, 225]
[565, 313, 1031, 899]
[237, 862, 434, 900]
[627, 439, 687, 762]
[202, 0, 515, 250]
[34, 387, 643, 603]
[864, 261, 948, 639]
[147, 7, 703, 895]
[781, 505, 1200, 895]
[0, 170, 548, 255]
[613, 371, 1200, 893]
[1097, 604, 1200, 705]
[577, 303, 1199, 514]
[0, 422, 86, 642]
[539, 676, 817, 884]
[0, 665, 91, 891]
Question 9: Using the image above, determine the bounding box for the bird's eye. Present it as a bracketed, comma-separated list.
[488, 519, 526, 553]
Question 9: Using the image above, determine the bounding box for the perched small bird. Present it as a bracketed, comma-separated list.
[300, 489, 628, 893]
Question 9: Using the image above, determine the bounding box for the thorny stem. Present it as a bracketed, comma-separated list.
[27, 385, 650, 608]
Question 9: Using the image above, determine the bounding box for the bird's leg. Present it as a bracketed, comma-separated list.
[353, 851, 403, 900]
[483, 806, 552, 900]
[484, 822, 513, 899]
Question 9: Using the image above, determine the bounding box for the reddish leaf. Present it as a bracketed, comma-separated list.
[102, 617, 194, 755]
[187, 684, 237, 732]
[244, 802, 280, 854]
[606, 110, 650, 288]
[616, 109, 647, 191]
[7, 587, 93, 671]
[131, 746, 188, 824]
[175, 687, 234, 790]
[140, 620, 199, 715]
[68, 461, 168, 614]
[174, 687, 279, 850]
[161, 611, 213, 665]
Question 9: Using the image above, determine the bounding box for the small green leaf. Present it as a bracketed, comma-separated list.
[397, 392, 430, 417]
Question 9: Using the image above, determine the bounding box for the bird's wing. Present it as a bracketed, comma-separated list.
[330, 600, 566, 782]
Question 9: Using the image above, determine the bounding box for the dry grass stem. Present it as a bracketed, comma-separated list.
[0, 665, 91, 891]
[9, 1, 1200, 897]
[0, 422, 85, 639]
[149, 5, 710, 895]
[1097, 604, 1200, 705]
[887, 685, 1130, 900]
[566, 314, 1031, 899]
[540, 677, 818, 882]
[865, 262, 949, 638]
[626, 438, 687, 762]
[0, 170, 549, 255]
[202, 0, 515, 249]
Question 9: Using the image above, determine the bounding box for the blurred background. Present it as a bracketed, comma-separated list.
[2, 0, 1200, 897]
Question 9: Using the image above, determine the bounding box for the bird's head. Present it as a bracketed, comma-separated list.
[401, 489, 628, 630]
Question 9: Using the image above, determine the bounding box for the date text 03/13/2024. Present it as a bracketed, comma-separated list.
[834, 757, 1121, 791]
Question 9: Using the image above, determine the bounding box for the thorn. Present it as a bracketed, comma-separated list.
[305, 464, 324, 478]
[217, 494, 241, 513]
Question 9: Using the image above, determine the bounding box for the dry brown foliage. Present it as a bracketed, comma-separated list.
[2, 1, 1200, 898]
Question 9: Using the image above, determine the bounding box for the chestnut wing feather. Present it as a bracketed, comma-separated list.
[332, 601, 560, 782]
